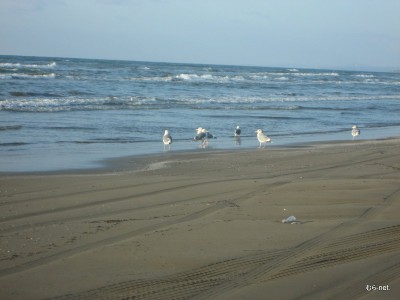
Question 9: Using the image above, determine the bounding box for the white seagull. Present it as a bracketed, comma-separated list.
[234, 125, 241, 137]
[163, 129, 172, 150]
[194, 127, 207, 147]
[351, 125, 360, 140]
[255, 129, 271, 148]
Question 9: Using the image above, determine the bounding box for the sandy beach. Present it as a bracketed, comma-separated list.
[0, 139, 399, 299]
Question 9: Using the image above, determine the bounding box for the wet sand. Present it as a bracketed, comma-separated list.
[0, 139, 399, 299]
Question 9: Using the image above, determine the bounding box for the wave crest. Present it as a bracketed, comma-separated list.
[0, 62, 56, 68]
[0, 73, 56, 79]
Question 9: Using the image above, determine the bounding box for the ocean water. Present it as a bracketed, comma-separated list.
[1, 55, 400, 172]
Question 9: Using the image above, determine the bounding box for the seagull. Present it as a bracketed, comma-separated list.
[255, 129, 271, 148]
[194, 127, 206, 140]
[201, 128, 215, 139]
[194, 127, 208, 147]
[234, 125, 241, 137]
[351, 125, 360, 140]
[163, 129, 172, 150]
[194, 127, 215, 147]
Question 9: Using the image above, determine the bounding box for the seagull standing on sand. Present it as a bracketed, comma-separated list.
[351, 125, 360, 140]
[163, 129, 172, 150]
[234, 125, 241, 137]
[255, 129, 271, 148]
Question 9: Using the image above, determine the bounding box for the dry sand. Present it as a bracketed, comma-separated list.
[0, 139, 399, 299]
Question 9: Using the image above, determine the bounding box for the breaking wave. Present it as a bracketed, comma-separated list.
[0, 62, 56, 68]
[2, 93, 399, 113]
[0, 73, 56, 79]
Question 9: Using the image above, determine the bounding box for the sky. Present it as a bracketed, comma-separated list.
[0, 0, 399, 71]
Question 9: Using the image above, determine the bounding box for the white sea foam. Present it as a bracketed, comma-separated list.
[249, 75, 269, 80]
[1, 74, 46, 80]
[4, 91, 398, 113]
[0, 96, 161, 112]
[353, 74, 375, 78]
[183, 94, 400, 105]
[176, 73, 201, 80]
[0, 98, 101, 112]
[128, 71, 347, 84]
[6, 73, 56, 79]
[0, 62, 56, 68]
[293, 72, 339, 77]
[176, 73, 231, 82]
[130, 75, 173, 82]
[131, 73, 245, 83]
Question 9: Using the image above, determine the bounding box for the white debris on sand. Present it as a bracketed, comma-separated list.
[282, 215, 301, 224]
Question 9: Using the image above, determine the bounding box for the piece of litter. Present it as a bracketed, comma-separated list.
[282, 215, 298, 224]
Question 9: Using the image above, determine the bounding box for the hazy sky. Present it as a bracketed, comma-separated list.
[1, 0, 399, 70]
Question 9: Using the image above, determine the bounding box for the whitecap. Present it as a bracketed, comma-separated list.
[200, 74, 213, 80]
[294, 72, 339, 77]
[0, 62, 56, 68]
[130, 75, 173, 82]
[176, 73, 222, 81]
[10, 73, 56, 79]
[0, 95, 163, 112]
[353, 74, 375, 78]
[176, 73, 199, 81]
[0, 62, 21, 68]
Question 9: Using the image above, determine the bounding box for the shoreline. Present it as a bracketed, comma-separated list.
[1, 135, 399, 176]
[1, 122, 400, 174]
[0, 137, 399, 299]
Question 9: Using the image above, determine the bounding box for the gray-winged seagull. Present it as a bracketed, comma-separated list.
[234, 125, 241, 137]
[255, 129, 271, 148]
[163, 129, 172, 150]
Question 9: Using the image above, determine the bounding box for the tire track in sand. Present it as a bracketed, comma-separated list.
[0, 200, 231, 278]
[0, 178, 278, 235]
[0, 178, 244, 224]
[51, 186, 399, 299]
[46, 225, 400, 300]
[190, 186, 400, 299]
[2, 149, 396, 225]
[0, 181, 281, 278]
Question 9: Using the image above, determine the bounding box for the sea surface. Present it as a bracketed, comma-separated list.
[1, 55, 400, 172]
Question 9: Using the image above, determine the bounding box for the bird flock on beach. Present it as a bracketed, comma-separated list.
[163, 125, 361, 150]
